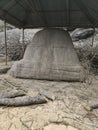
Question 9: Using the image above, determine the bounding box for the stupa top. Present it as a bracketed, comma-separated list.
[0, 0, 98, 28]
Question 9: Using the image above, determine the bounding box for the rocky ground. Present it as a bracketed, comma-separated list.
[0, 28, 98, 130]
[0, 59, 98, 130]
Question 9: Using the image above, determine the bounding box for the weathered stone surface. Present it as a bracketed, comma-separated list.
[10, 28, 85, 81]
[43, 124, 77, 130]
[0, 66, 10, 74]
[0, 57, 12, 74]
[71, 28, 95, 41]
[0, 74, 98, 130]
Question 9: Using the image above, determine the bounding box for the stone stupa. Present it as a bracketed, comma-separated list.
[10, 28, 85, 81]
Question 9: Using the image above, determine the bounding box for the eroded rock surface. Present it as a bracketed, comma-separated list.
[10, 28, 85, 81]
[0, 74, 98, 130]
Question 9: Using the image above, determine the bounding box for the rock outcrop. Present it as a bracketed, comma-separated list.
[10, 28, 85, 81]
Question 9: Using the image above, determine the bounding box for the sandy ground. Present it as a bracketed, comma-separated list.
[0, 61, 98, 130]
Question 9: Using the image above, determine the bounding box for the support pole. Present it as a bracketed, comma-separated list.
[22, 28, 25, 56]
[91, 28, 95, 55]
[4, 21, 7, 65]
[66, 0, 70, 26]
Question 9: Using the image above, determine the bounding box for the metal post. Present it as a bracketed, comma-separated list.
[4, 21, 7, 65]
[22, 28, 25, 56]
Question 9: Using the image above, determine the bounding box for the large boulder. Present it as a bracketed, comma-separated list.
[71, 28, 95, 41]
[10, 28, 85, 81]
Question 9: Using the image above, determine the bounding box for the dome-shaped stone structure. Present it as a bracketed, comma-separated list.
[10, 28, 85, 81]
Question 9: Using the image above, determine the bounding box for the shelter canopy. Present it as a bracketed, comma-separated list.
[0, 0, 98, 28]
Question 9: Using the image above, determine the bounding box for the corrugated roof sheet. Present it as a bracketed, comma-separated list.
[0, 0, 98, 28]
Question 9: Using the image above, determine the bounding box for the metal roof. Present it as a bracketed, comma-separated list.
[0, 0, 98, 28]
